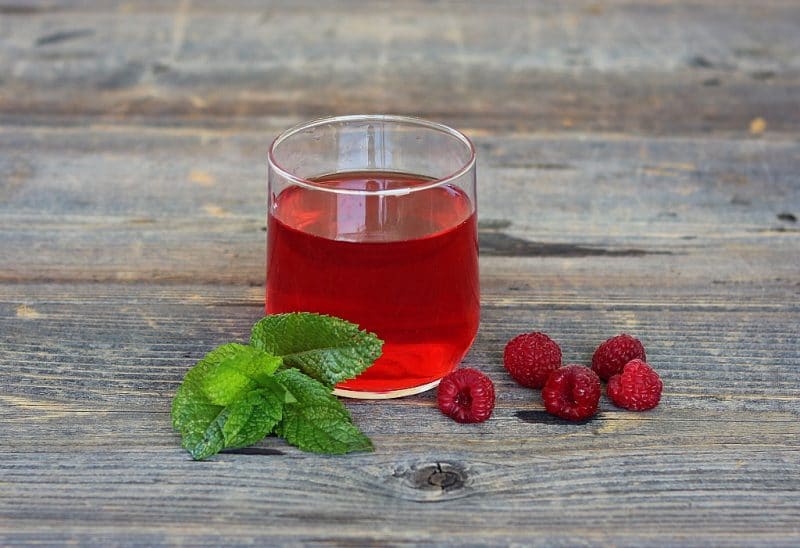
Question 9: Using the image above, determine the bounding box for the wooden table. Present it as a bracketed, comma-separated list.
[2, 1, 799, 545]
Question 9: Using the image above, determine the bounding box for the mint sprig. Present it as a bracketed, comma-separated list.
[171, 313, 382, 460]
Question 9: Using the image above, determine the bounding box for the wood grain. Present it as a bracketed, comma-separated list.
[0, 0, 798, 133]
[1, 125, 798, 285]
[1, 282, 799, 544]
[2, 282, 799, 413]
[1, 1, 799, 545]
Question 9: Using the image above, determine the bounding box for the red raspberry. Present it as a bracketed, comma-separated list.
[503, 332, 562, 388]
[437, 368, 495, 423]
[542, 365, 601, 421]
[607, 359, 663, 411]
[591, 334, 646, 381]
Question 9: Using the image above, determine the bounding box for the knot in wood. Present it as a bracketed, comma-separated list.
[420, 463, 465, 491]
[388, 460, 472, 502]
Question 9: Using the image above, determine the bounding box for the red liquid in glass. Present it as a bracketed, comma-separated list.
[266, 171, 479, 395]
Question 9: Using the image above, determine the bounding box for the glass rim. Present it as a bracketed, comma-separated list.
[267, 114, 476, 197]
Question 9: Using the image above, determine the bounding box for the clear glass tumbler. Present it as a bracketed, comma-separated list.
[267, 115, 478, 399]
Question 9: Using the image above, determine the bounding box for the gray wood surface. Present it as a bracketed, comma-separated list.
[1, 1, 799, 545]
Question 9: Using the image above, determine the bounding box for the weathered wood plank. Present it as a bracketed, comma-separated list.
[1, 281, 799, 544]
[1, 126, 798, 285]
[0, 446, 798, 542]
[1, 282, 798, 412]
[1, 0, 798, 133]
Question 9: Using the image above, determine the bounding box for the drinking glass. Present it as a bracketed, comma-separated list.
[267, 115, 478, 398]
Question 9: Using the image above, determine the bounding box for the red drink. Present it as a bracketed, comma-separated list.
[266, 171, 479, 396]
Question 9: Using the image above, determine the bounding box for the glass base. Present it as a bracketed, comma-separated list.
[333, 378, 442, 400]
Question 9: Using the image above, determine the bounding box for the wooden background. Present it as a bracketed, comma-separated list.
[1, 1, 799, 545]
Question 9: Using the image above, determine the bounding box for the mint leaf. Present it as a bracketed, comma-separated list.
[201, 346, 282, 405]
[220, 382, 286, 449]
[172, 391, 224, 458]
[183, 385, 286, 460]
[250, 313, 383, 387]
[274, 368, 373, 454]
[185, 406, 226, 460]
[172, 346, 237, 453]
[172, 343, 284, 460]
[173, 343, 282, 407]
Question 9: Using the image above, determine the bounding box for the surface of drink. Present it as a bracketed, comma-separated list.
[266, 171, 479, 396]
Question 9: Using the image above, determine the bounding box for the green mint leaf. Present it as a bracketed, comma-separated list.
[220, 381, 286, 449]
[172, 345, 240, 452]
[171, 343, 284, 460]
[184, 385, 285, 461]
[250, 313, 383, 387]
[172, 394, 224, 458]
[200, 346, 282, 405]
[173, 343, 281, 407]
[186, 407, 226, 460]
[273, 368, 373, 455]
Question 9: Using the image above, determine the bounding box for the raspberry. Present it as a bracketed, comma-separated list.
[503, 332, 562, 388]
[591, 333, 646, 381]
[607, 359, 663, 411]
[437, 368, 495, 423]
[542, 365, 601, 421]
